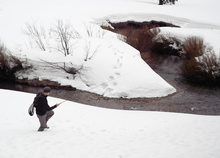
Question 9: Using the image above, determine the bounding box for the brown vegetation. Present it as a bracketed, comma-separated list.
[181, 36, 220, 86]
[0, 42, 24, 80]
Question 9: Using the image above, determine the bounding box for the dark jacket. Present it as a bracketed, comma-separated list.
[36, 93, 57, 116]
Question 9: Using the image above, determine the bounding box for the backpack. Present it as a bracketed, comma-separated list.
[33, 93, 42, 107]
[28, 93, 42, 116]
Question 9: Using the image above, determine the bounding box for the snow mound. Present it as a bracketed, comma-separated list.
[13, 21, 176, 98]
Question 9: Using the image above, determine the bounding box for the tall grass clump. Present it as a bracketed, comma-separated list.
[182, 36, 204, 60]
[181, 36, 220, 86]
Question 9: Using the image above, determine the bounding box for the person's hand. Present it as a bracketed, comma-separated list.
[56, 103, 61, 107]
[56, 101, 66, 107]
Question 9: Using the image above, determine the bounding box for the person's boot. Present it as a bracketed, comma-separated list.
[38, 127, 45, 132]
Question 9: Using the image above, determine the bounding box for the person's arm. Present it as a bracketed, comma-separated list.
[48, 105, 57, 111]
[47, 102, 62, 111]
[38, 97, 58, 111]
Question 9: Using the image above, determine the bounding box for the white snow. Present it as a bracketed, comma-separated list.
[1, 89, 220, 158]
[1, 1, 220, 157]
[158, 27, 220, 56]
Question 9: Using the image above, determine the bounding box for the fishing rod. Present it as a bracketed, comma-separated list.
[58, 100, 67, 104]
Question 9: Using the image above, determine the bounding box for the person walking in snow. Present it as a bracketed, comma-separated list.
[36, 86, 61, 132]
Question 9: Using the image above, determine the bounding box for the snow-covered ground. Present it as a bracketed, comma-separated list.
[1, 0, 219, 98]
[1, 1, 220, 157]
[1, 89, 220, 158]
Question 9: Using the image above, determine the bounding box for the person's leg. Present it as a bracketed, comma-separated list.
[37, 114, 47, 131]
[46, 111, 54, 124]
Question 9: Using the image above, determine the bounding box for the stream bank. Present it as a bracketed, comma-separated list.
[1, 20, 220, 115]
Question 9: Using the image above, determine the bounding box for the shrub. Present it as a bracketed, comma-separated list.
[0, 42, 24, 80]
[51, 20, 73, 56]
[151, 35, 182, 57]
[22, 21, 46, 51]
[120, 26, 160, 53]
[84, 23, 107, 38]
[196, 51, 220, 85]
[182, 36, 205, 60]
[51, 20, 81, 56]
[181, 36, 220, 86]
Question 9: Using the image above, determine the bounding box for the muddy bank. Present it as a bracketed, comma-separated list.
[15, 78, 76, 90]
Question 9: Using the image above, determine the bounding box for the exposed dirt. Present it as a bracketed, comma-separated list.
[108, 20, 180, 30]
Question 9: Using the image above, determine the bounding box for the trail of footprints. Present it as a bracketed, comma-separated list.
[102, 41, 124, 94]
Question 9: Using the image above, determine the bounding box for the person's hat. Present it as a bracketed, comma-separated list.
[43, 86, 51, 93]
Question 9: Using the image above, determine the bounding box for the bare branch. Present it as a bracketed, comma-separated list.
[84, 23, 107, 38]
[84, 41, 101, 61]
[39, 58, 81, 75]
[51, 20, 81, 56]
[22, 21, 46, 51]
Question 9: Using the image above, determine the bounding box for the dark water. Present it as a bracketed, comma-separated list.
[1, 55, 220, 115]
[146, 56, 220, 115]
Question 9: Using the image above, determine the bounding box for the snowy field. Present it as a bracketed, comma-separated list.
[1, 0, 220, 158]
[1, 89, 220, 158]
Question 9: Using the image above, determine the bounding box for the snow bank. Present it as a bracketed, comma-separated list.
[12, 21, 176, 98]
[159, 27, 220, 56]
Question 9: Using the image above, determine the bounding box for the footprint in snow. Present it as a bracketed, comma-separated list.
[115, 72, 120, 76]
[101, 82, 108, 89]
[109, 76, 114, 80]
[106, 88, 113, 93]
[112, 82, 117, 86]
